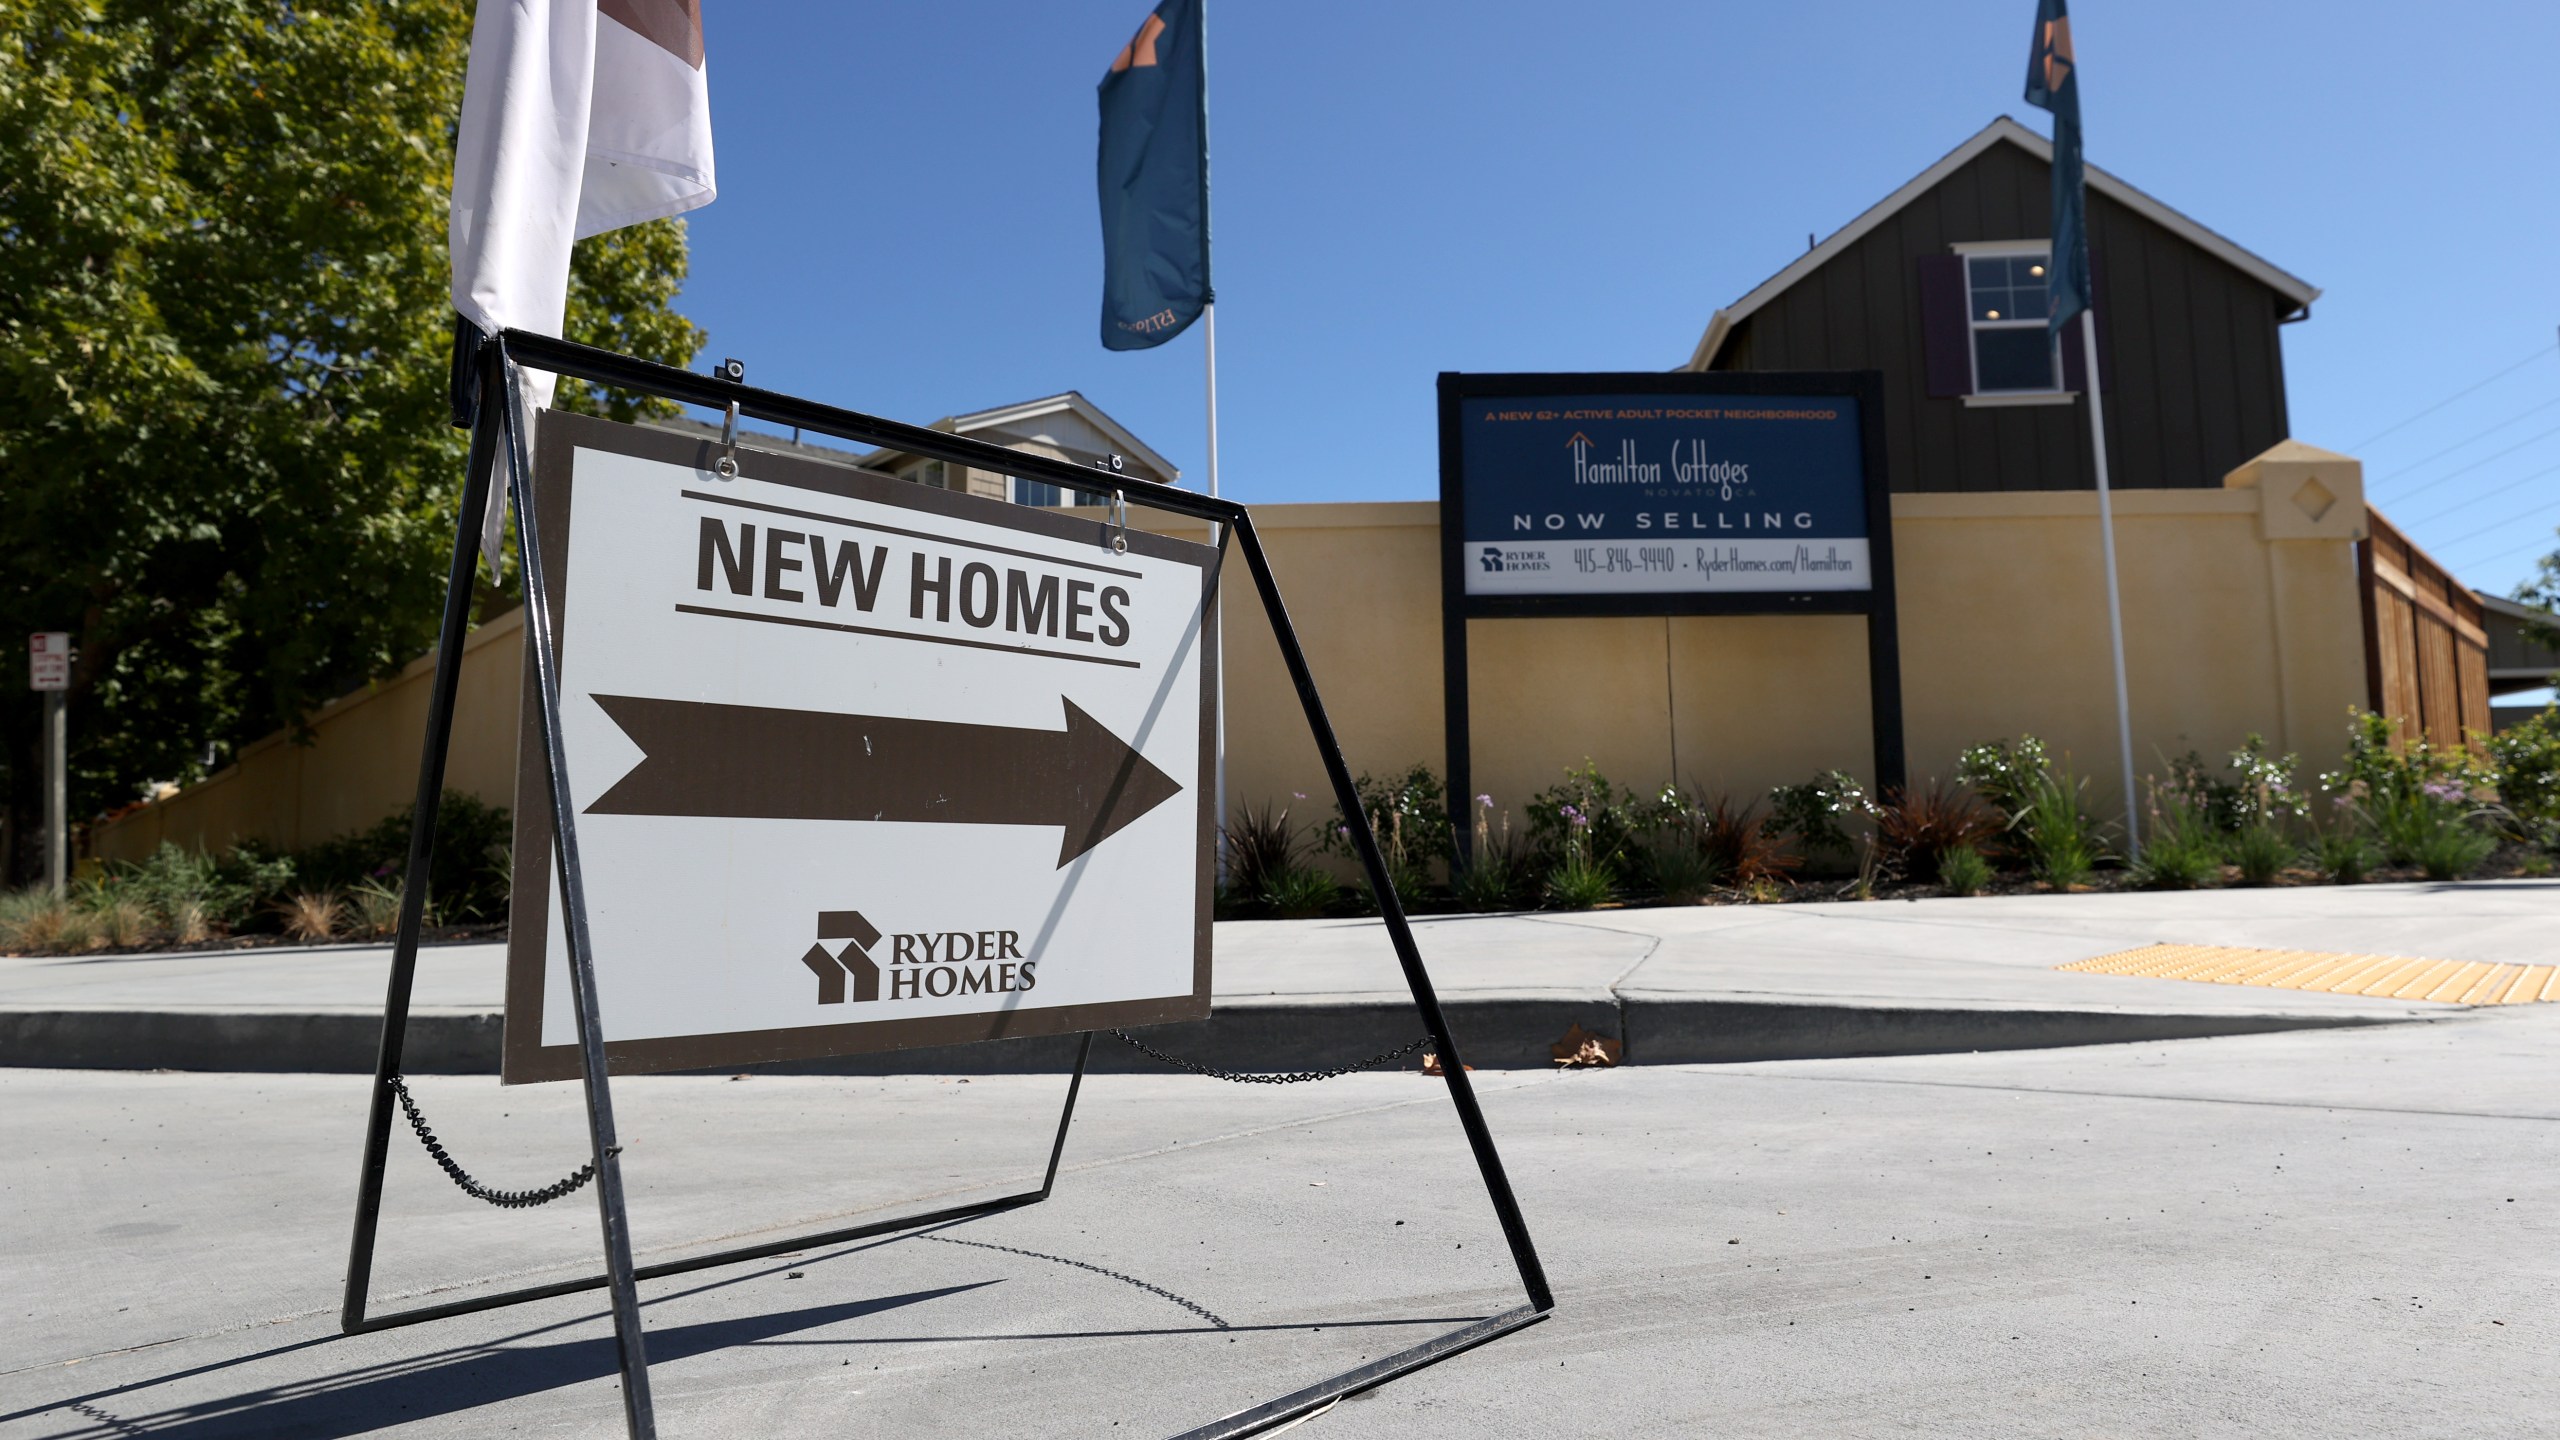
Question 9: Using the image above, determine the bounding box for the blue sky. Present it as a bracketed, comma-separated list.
[677, 0, 2560, 604]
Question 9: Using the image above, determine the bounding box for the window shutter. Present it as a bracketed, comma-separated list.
[1918, 255, 1972, 397]
[2058, 247, 2112, 393]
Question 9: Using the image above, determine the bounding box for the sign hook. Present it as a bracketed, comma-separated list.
[1110, 489, 1129, 554]
[715, 399, 741, 479]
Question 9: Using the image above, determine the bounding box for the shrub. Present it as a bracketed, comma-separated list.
[1264, 865, 1341, 920]
[280, 891, 346, 943]
[1768, 770, 1874, 876]
[350, 880, 405, 939]
[1956, 735, 2054, 822]
[110, 845, 240, 934]
[1543, 852, 1617, 910]
[0, 889, 65, 951]
[2019, 767, 2101, 889]
[1319, 765, 1455, 904]
[2312, 829, 2378, 884]
[1451, 798, 1533, 912]
[295, 791, 513, 924]
[1871, 782, 1998, 883]
[1526, 762, 1640, 873]
[1223, 797, 1305, 914]
[1698, 795, 1794, 884]
[93, 894, 153, 950]
[2412, 823, 2498, 882]
[2486, 707, 2560, 821]
[2132, 783, 2222, 891]
[2228, 822, 2294, 886]
[1936, 844, 1992, 896]
[1631, 840, 1725, 905]
[1541, 798, 1618, 910]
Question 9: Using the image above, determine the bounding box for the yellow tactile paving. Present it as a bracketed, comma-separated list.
[2057, 944, 2556, 1005]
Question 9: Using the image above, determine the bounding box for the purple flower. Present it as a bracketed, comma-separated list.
[1477, 794, 1493, 809]
[1336, 824, 1349, 836]
[2423, 778, 2466, 803]
[1292, 791, 1306, 800]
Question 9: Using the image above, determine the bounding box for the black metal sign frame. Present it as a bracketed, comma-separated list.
[1436, 369, 1906, 854]
[340, 330, 1551, 1440]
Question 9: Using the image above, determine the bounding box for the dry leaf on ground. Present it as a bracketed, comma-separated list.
[1550, 1022, 1623, 1068]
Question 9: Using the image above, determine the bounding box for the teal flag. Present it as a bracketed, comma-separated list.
[2025, 0, 2089, 334]
[1097, 0, 1209, 351]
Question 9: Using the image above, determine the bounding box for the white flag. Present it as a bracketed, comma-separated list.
[450, 0, 716, 576]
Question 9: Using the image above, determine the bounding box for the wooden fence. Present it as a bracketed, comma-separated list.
[2359, 508, 2491, 751]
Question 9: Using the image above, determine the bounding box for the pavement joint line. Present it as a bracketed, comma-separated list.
[1654, 1065, 2560, 1124]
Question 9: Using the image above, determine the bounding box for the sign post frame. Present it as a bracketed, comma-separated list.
[340, 330, 1551, 1440]
[1436, 369, 1905, 858]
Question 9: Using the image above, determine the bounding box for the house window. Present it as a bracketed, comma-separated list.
[1012, 477, 1108, 508]
[1966, 253, 2060, 393]
[909, 459, 947, 489]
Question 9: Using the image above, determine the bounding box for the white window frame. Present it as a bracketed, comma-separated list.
[1956, 243, 2067, 398]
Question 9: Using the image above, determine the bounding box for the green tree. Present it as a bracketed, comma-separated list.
[2517, 534, 2560, 658]
[0, 1, 703, 879]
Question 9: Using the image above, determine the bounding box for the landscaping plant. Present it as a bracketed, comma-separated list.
[1320, 764, 1455, 907]
[1870, 782, 1998, 884]
[1527, 762, 1639, 875]
[1542, 804, 1617, 910]
[2228, 822, 2295, 886]
[1767, 770, 1874, 876]
[2020, 766, 2103, 889]
[2131, 782, 2222, 891]
[1935, 844, 1992, 897]
[1451, 796, 1533, 912]
[1220, 797, 1302, 916]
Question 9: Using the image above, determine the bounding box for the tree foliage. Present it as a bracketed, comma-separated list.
[2517, 537, 2560, 657]
[0, 0, 703, 874]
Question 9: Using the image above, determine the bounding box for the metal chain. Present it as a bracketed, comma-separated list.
[1104, 1029, 1432, 1084]
[388, 1075, 599, 1209]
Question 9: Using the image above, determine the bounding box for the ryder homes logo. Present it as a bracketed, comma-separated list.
[798, 908, 1038, 1006]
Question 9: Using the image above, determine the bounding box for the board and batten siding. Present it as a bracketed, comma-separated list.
[1709, 140, 2294, 495]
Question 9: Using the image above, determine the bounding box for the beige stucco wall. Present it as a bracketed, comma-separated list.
[95, 609, 527, 862]
[96, 448, 2372, 862]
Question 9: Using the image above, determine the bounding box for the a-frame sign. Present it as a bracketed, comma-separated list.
[341, 330, 1552, 1439]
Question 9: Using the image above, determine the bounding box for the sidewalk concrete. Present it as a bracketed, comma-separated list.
[2, 1006, 2554, 1437]
[1, 880, 2547, 1073]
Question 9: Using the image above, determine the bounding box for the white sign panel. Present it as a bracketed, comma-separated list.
[28, 633, 69, 692]
[504, 414, 1215, 1083]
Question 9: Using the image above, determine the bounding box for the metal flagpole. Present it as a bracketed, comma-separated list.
[2081, 311, 2140, 859]
[1199, 0, 1227, 879]
[1205, 301, 1227, 877]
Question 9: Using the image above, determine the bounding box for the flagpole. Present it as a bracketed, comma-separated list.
[2081, 310, 2140, 859]
[1199, 0, 1227, 881]
[1205, 300, 1229, 880]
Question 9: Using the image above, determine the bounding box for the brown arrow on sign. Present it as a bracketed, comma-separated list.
[584, 695, 1183, 867]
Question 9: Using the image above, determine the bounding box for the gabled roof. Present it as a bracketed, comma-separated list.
[859, 391, 1179, 482]
[1685, 116, 2322, 371]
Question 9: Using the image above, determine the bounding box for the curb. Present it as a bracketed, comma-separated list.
[0, 996, 2411, 1077]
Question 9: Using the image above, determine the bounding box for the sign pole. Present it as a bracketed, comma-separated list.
[43, 689, 65, 896]
[2081, 312, 2141, 860]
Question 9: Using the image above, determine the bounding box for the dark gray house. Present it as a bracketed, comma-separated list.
[1684, 116, 2322, 495]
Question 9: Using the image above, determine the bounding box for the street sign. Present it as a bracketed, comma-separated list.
[502, 412, 1217, 1083]
[28, 632, 69, 691]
